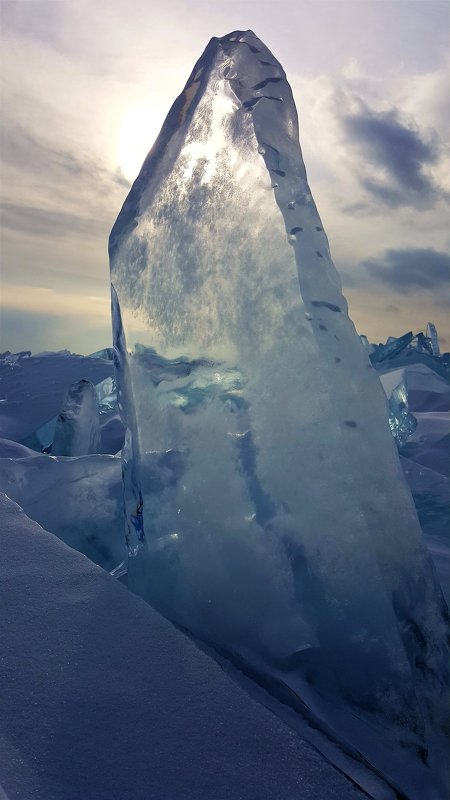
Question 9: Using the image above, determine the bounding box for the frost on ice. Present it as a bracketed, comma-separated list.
[109, 31, 449, 798]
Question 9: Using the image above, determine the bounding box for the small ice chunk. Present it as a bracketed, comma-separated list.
[379, 369, 417, 446]
[52, 379, 101, 456]
[95, 376, 117, 414]
[388, 381, 417, 446]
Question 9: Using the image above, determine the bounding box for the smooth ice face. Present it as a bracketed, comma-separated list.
[110, 31, 449, 799]
[52, 379, 101, 456]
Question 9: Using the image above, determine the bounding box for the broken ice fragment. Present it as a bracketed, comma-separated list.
[89, 347, 114, 361]
[389, 385, 418, 446]
[52, 379, 101, 456]
[95, 376, 117, 414]
[426, 322, 440, 355]
[370, 331, 415, 364]
[380, 372, 418, 446]
[110, 30, 449, 799]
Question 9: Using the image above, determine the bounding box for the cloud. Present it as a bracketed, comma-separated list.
[1, 202, 103, 239]
[339, 201, 372, 216]
[362, 248, 450, 297]
[0, 307, 112, 355]
[339, 270, 357, 288]
[358, 179, 405, 208]
[0, 1, 65, 48]
[0, 119, 130, 190]
[2, 283, 110, 321]
[0, 282, 112, 354]
[342, 101, 441, 207]
[0, 116, 130, 249]
[1, 123, 82, 177]
[385, 304, 399, 313]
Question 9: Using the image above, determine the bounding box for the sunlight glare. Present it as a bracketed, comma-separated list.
[117, 103, 163, 183]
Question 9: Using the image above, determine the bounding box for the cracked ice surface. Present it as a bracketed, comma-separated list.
[110, 30, 449, 799]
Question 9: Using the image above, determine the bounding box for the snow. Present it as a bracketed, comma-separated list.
[0, 493, 366, 800]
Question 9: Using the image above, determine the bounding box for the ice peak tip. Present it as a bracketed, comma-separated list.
[219, 29, 257, 41]
[211, 29, 267, 55]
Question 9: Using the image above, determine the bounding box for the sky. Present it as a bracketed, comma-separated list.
[1, 0, 449, 354]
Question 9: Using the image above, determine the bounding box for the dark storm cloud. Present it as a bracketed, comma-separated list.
[0, 202, 103, 239]
[342, 102, 441, 207]
[358, 178, 406, 208]
[362, 248, 450, 295]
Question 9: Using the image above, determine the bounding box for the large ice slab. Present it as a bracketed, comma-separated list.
[110, 30, 449, 798]
[0, 493, 366, 800]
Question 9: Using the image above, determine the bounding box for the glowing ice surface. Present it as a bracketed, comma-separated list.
[110, 31, 449, 799]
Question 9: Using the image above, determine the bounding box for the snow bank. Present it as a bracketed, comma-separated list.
[0, 494, 365, 800]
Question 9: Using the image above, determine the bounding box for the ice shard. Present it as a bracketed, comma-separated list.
[426, 322, 440, 356]
[95, 376, 117, 414]
[380, 370, 418, 446]
[52, 379, 101, 456]
[370, 331, 415, 364]
[109, 31, 449, 799]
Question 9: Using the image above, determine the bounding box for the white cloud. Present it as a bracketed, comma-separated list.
[2, 283, 110, 321]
